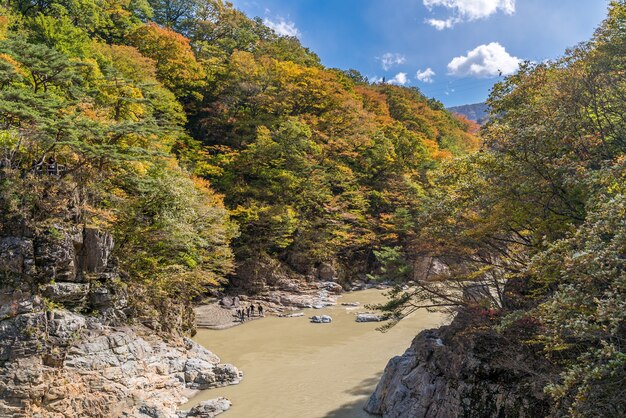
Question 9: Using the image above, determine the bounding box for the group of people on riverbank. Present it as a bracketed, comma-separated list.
[236, 304, 264, 322]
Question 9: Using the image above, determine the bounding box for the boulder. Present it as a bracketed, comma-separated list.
[180, 397, 232, 417]
[320, 281, 343, 293]
[185, 360, 242, 390]
[412, 256, 450, 281]
[310, 315, 332, 323]
[356, 313, 384, 322]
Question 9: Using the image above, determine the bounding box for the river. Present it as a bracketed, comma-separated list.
[185, 289, 447, 418]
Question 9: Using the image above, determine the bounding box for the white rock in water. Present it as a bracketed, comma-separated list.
[356, 313, 384, 322]
[310, 315, 332, 323]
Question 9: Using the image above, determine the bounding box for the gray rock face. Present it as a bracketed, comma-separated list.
[0, 237, 35, 276]
[77, 227, 114, 273]
[365, 313, 551, 418]
[32, 225, 115, 283]
[35, 227, 80, 281]
[0, 310, 242, 417]
[0, 225, 241, 418]
[219, 296, 240, 308]
[0, 288, 40, 321]
[41, 282, 90, 306]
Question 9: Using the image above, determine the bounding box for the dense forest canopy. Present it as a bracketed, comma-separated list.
[0, 0, 477, 318]
[376, 2, 626, 416]
[2, 0, 623, 415]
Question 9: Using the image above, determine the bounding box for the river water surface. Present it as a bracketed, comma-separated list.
[186, 289, 446, 418]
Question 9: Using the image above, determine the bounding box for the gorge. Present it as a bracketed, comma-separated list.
[1, 1, 625, 417]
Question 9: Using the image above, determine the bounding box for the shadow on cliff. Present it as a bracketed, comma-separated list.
[323, 375, 381, 418]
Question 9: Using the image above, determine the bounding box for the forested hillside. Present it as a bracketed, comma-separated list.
[373, 3, 626, 416]
[0, 0, 477, 321]
[1, 0, 625, 416]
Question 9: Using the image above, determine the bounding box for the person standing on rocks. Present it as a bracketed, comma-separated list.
[250, 305, 255, 317]
[258, 304, 264, 317]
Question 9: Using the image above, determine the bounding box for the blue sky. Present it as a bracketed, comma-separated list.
[229, 0, 609, 107]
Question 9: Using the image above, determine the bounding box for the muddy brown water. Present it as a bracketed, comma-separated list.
[185, 289, 447, 418]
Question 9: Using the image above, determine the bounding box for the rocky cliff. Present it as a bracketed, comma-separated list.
[0, 225, 242, 417]
[365, 310, 554, 418]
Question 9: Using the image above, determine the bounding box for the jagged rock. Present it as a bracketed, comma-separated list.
[341, 302, 360, 307]
[0, 289, 40, 321]
[0, 237, 35, 276]
[365, 313, 552, 418]
[310, 315, 332, 323]
[355, 313, 384, 322]
[41, 282, 90, 305]
[0, 310, 242, 417]
[35, 227, 79, 281]
[179, 397, 232, 417]
[184, 360, 241, 390]
[273, 292, 336, 309]
[0, 224, 240, 417]
[76, 228, 114, 274]
[89, 282, 128, 311]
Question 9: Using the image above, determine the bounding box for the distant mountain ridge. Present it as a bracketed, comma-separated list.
[448, 102, 490, 125]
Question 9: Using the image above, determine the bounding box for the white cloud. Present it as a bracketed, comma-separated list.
[447, 42, 521, 78]
[388, 72, 409, 85]
[426, 18, 457, 30]
[416, 68, 436, 83]
[424, 0, 515, 29]
[263, 17, 301, 38]
[378, 53, 406, 71]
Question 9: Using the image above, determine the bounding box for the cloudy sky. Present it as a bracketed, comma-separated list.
[231, 0, 608, 106]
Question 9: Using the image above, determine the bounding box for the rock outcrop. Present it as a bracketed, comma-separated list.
[0, 225, 242, 417]
[365, 311, 553, 418]
[0, 311, 242, 417]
